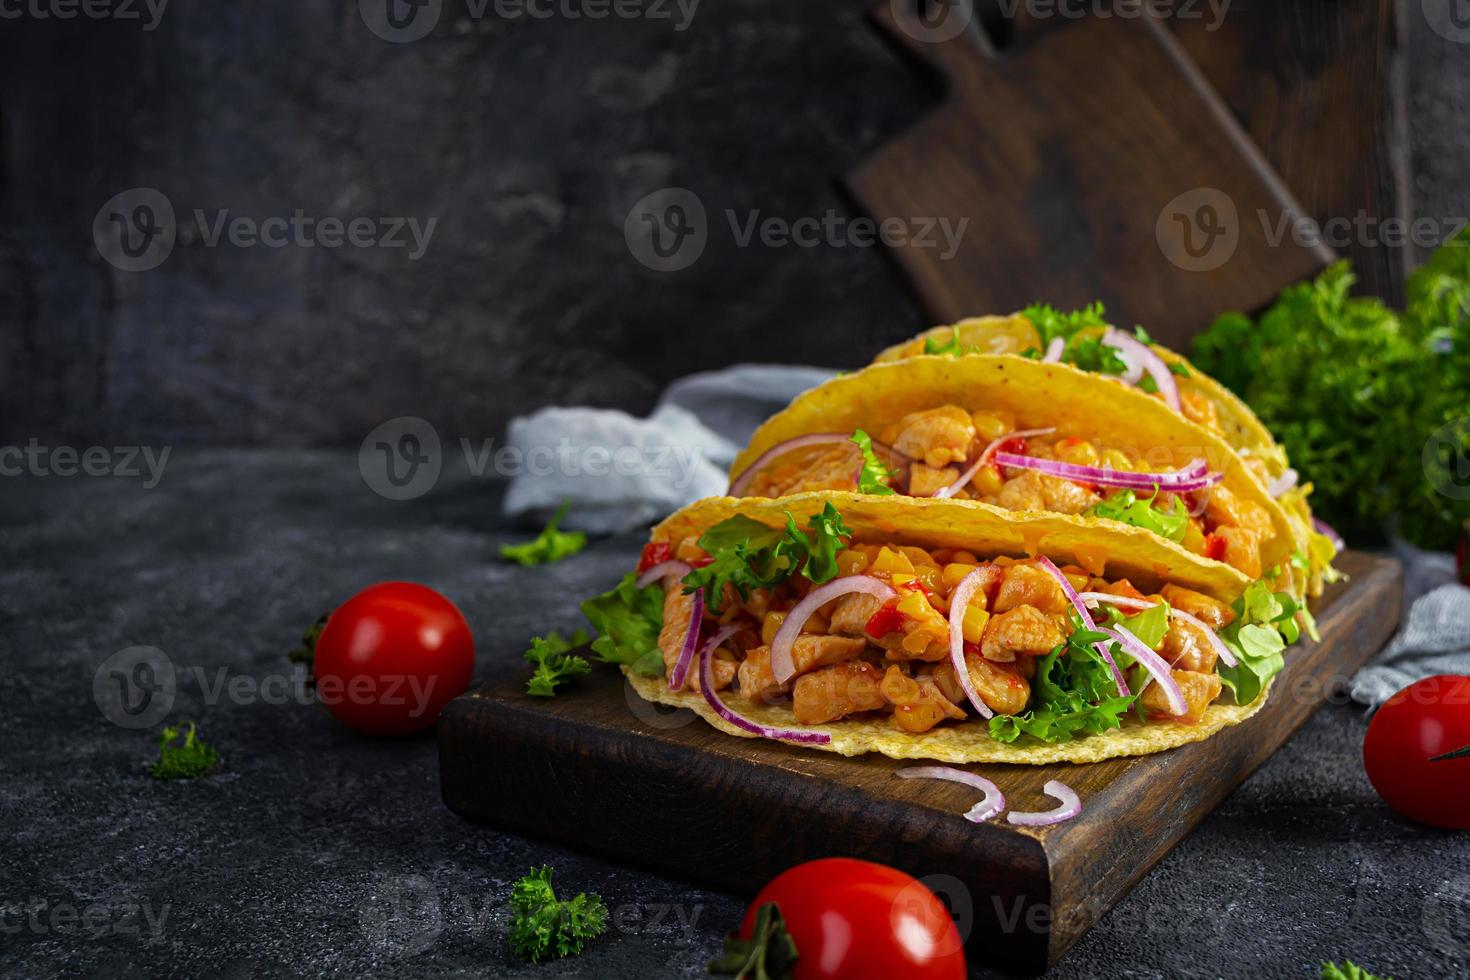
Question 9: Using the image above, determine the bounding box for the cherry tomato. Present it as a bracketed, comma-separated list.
[313, 582, 475, 736]
[737, 858, 966, 980]
[638, 541, 673, 574]
[1363, 675, 1470, 829]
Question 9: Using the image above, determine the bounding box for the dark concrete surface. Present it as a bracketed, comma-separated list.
[2, 450, 1468, 979]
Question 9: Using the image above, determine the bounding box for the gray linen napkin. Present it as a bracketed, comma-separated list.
[502, 364, 834, 534]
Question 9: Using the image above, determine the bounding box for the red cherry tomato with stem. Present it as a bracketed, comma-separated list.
[312, 582, 474, 736]
[732, 858, 966, 980]
[1363, 674, 1470, 829]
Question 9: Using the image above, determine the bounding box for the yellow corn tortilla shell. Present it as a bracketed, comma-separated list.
[731, 355, 1296, 585]
[654, 491, 1248, 601]
[872, 316, 1290, 475]
[626, 669, 1272, 765]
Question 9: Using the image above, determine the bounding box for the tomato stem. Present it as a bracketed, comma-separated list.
[1430, 743, 1470, 762]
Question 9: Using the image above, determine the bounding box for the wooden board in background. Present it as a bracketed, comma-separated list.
[845, 2, 1335, 349]
[439, 551, 1400, 974]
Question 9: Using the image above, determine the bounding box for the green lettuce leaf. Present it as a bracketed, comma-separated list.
[1084, 489, 1190, 543]
[581, 573, 666, 676]
[850, 429, 898, 496]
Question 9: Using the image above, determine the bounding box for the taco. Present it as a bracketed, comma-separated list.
[872, 307, 1339, 595]
[727, 354, 1303, 597]
[590, 493, 1308, 765]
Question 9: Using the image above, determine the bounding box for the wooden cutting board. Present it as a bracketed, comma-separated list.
[847, 2, 1335, 349]
[439, 550, 1400, 973]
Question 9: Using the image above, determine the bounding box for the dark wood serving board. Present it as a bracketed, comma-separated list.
[846, 2, 1336, 349]
[439, 551, 1400, 974]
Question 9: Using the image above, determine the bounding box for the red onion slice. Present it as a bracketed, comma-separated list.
[1266, 468, 1299, 498]
[770, 575, 896, 685]
[1102, 623, 1187, 715]
[1041, 337, 1065, 363]
[991, 452, 1221, 494]
[635, 560, 693, 590]
[1034, 556, 1129, 697]
[946, 566, 1003, 719]
[1103, 328, 1179, 412]
[727, 433, 854, 496]
[667, 587, 705, 690]
[1313, 517, 1344, 552]
[1006, 779, 1081, 826]
[897, 766, 1006, 823]
[698, 639, 830, 745]
[1076, 591, 1237, 669]
[933, 427, 1057, 499]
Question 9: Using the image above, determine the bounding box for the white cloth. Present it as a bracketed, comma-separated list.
[502, 364, 834, 534]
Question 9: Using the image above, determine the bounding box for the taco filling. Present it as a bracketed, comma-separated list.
[589, 500, 1306, 752]
[733, 406, 1277, 579]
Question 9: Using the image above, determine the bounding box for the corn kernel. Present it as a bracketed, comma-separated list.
[1182, 520, 1206, 554]
[953, 550, 979, 564]
[836, 550, 870, 577]
[761, 611, 785, 646]
[902, 627, 934, 655]
[971, 464, 1005, 497]
[962, 605, 990, 645]
[1065, 571, 1090, 593]
[1059, 439, 1099, 468]
[891, 572, 917, 588]
[942, 562, 979, 591]
[971, 411, 1011, 441]
[896, 591, 931, 618]
[1101, 449, 1132, 472]
[871, 546, 914, 576]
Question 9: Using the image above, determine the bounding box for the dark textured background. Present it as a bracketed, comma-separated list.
[2, 0, 1468, 450]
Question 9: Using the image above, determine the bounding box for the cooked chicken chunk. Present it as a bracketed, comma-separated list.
[744, 443, 862, 498]
[994, 470, 1046, 511]
[980, 605, 1065, 662]
[1160, 620, 1218, 673]
[1212, 525, 1263, 579]
[932, 652, 1031, 716]
[909, 462, 959, 498]
[1179, 391, 1220, 432]
[993, 562, 1069, 615]
[1204, 484, 1275, 538]
[1159, 584, 1235, 629]
[1140, 669, 1222, 724]
[886, 406, 975, 469]
[828, 592, 883, 637]
[737, 637, 868, 703]
[792, 661, 886, 724]
[658, 587, 734, 691]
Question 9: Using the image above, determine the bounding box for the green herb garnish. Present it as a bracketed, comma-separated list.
[581, 572, 666, 677]
[501, 501, 587, 566]
[850, 429, 898, 496]
[508, 865, 607, 963]
[682, 504, 851, 613]
[524, 630, 593, 697]
[1215, 580, 1303, 705]
[149, 721, 219, 780]
[1084, 489, 1190, 543]
[1321, 960, 1392, 980]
